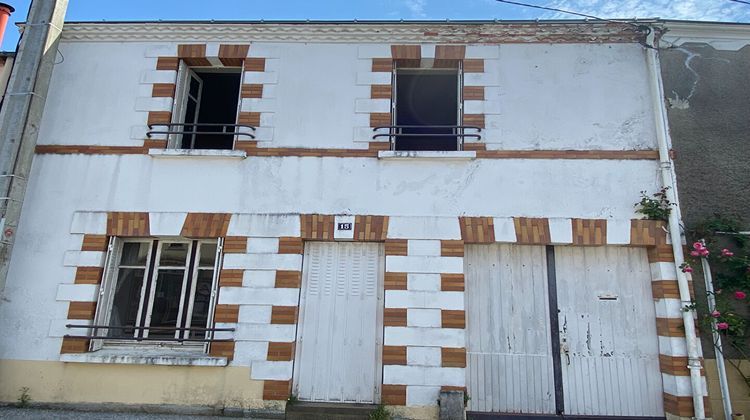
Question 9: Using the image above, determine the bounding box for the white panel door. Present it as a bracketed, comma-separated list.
[293, 242, 383, 403]
[556, 246, 664, 417]
[466, 244, 556, 414]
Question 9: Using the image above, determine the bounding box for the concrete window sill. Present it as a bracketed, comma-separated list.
[148, 149, 247, 159]
[377, 151, 477, 160]
[60, 349, 228, 367]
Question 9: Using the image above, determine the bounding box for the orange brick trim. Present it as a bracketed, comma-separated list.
[151, 83, 176, 98]
[300, 214, 335, 240]
[263, 380, 291, 400]
[659, 355, 705, 376]
[652, 280, 695, 300]
[463, 86, 485, 101]
[218, 44, 250, 67]
[370, 112, 391, 128]
[463, 143, 487, 152]
[440, 240, 464, 257]
[463, 59, 485, 73]
[214, 304, 240, 323]
[223, 236, 248, 254]
[241, 84, 263, 99]
[648, 243, 675, 262]
[75, 267, 104, 284]
[278, 237, 304, 254]
[156, 57, 179, 71]
[371, 84, 392, 99]
[219, 269, 244, 287]
[60, 337, 89, 354]
[630, 220, 668, 246]
[435, 45, 466, 60]
[571, 218, 607, 246]
[514, 217, 551, 245]
[147, 111, 172, 126]
[36, 145, 661, 160]
[441, 347, 467, 368]
[384, 308, 408, 327]
[67, 301, 97, 320]
[209, 341, 235, 360]
[244, 57, 266, 72]
[177, 44, 210, 66]
[275, 271, 302, 288]
[354, 215, 390, 241]
[181, 213, 231, 238]
[270, 306, 298, 324]
[459, 217, 495, 244]
[267, 342, 295, 361]
[107, 212, 150, 237]
[384, 239, 408, 256]
[81, 234, 108, 252]
[441, 386, 467, 393]
[384, 272, 408, 290]
[663, 393, 712, 417]
[655, 317, 691, 337]
[441, 310, 466, 329]
[382, 384, 407, 405]
[238, 111, 261, 127]
[383, 345, 407, 365]
[441, 274, 465, 292]
[372, 58, 394, 72]
[391, 45, 421, 60]
[463, 114, 485, 129]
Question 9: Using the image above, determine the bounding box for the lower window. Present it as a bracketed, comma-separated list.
[92, 238, 221, 350]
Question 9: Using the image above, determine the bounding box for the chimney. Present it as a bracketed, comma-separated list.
[0, 3, 14, 47]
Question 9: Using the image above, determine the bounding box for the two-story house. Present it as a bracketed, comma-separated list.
[0, 20, 709, 419]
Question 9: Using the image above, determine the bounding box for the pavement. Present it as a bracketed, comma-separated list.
[0, 407, 229, 419]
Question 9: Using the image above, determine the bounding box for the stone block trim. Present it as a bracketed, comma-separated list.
[278, 237, 303, 254]
[663, 394, 712, 418]
[383, 345, 408, 365]
[370, 112, 391, 128]
[67, 301, 97, 320]
[659, 355, 705, 376]
[385, 239, 408, 256]
[463, 86, 484, 100]
[440, 240, 464, 257]
[244, 57, 266, 72]
[382, 384, 407, 405]
[571, 218, 607, 246]
[219, 269, 244, 287]
[275, 271, 302, 288]
[218, 44, 250, 67]
[270, 306, 298, 324]
[372, 58, 393, 72]
[648, 243, 675, 262]
[107, 212, 150, 236]
[655, 317, 688, 337]
[181, 213, 231, 238]
[652, 280, 694, 300]
[385, 308, 408, 327]
[147, 111, 172, 126]
[156, 56, 179, 71]
[371, 84, 391, 99]
[300, 214, 335, 240]
[177, 44, 210, 66]
[223, 236, 248, 254]
[353, 215, 390, 241]
[630, 219, 668, 246]
[441, 274, 464, 292]
[238, 111, 261, 127]
[463, 59, 485, 73]
[514, 217, 551, 245]
[151, 83, 176, 98]
[214, 304, 240, 323]
[459, 217, 495, 244]
[384, 272, 408, 290]
[74, 267, 103, 285]
[441, 310, 466, 329]
[263, 380, 291, 400]
[241, 84, 263, 98]
[81, 234, 108, 252]
[441, 348, 467, 368]
[60, 337, 89, 354]
[267, 342, 295, 361]
[209, 341, 235, 361]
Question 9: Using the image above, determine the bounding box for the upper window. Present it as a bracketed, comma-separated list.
[171, 66, 242, 150]
[92, 238, 221, 351]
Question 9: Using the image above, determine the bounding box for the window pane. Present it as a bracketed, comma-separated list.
[189, 269, 214, 339]
[160, 243, 189, 266]
[108, 268, 145, 338]
[148, 269, 185, 338]
[189, 76, 201, 98]
[120, 242, 149, 266]
[199, 243, 217, 267]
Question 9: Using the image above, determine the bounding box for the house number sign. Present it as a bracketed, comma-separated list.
[338, 223, 352, 231]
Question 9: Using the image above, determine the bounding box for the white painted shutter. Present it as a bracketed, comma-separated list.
[465, 244, 556, 414]
[89, 236, 122, 351]
[555, 246, 664, 416]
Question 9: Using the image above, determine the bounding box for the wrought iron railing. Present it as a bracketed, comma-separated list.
[65, 324, 235, 343]
[372, 125, 482, 150]
[146, 123, 256, 140]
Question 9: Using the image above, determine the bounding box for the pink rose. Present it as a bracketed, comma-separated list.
[721, 249, 734, 257]
[735, 291, 746, 300]
[690, 250, 701, 257]
[682, 266, 693, 273]
[711, 310, 721, 318]
[693, 242, 704, 250]
[717, 322, 729, 330]
[700, 249, 710, 257]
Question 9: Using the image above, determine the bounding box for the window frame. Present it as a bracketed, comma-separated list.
[90, 237, 223, 353]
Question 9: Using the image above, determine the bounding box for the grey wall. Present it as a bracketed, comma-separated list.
[660, 43, 750, 230]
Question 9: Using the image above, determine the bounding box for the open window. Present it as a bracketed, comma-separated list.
[89, 238, 224, 352]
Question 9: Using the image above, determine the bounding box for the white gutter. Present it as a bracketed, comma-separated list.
[645, 28, 706, 419]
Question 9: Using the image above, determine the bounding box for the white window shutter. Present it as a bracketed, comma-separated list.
[89, 236, 122, 351]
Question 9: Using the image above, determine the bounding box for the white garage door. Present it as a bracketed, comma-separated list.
[293, 242, 384, 403]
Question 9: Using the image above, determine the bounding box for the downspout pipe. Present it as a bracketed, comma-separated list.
[645, 27, 706, 419]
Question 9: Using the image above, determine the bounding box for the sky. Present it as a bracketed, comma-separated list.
[3, 0, 750, 50]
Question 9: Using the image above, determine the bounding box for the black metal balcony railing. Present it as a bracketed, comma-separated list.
[373, 125, 482, 151]
[146, 123, 256, 140]
[65, 324, 235, 343]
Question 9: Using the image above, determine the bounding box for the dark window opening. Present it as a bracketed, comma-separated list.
[180, 70, 241, 150]
[395, 70, 459, 151]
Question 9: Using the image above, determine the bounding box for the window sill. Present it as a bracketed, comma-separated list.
[148, 149, 247, 159]
[60, 348, 228, 367]
[377, 150, 477, 160]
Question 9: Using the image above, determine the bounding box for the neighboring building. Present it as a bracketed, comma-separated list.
[0, 20, 709, 419]
[659, 20, 750, 419]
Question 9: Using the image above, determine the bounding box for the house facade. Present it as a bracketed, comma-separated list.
[0, 21, 708, 419]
